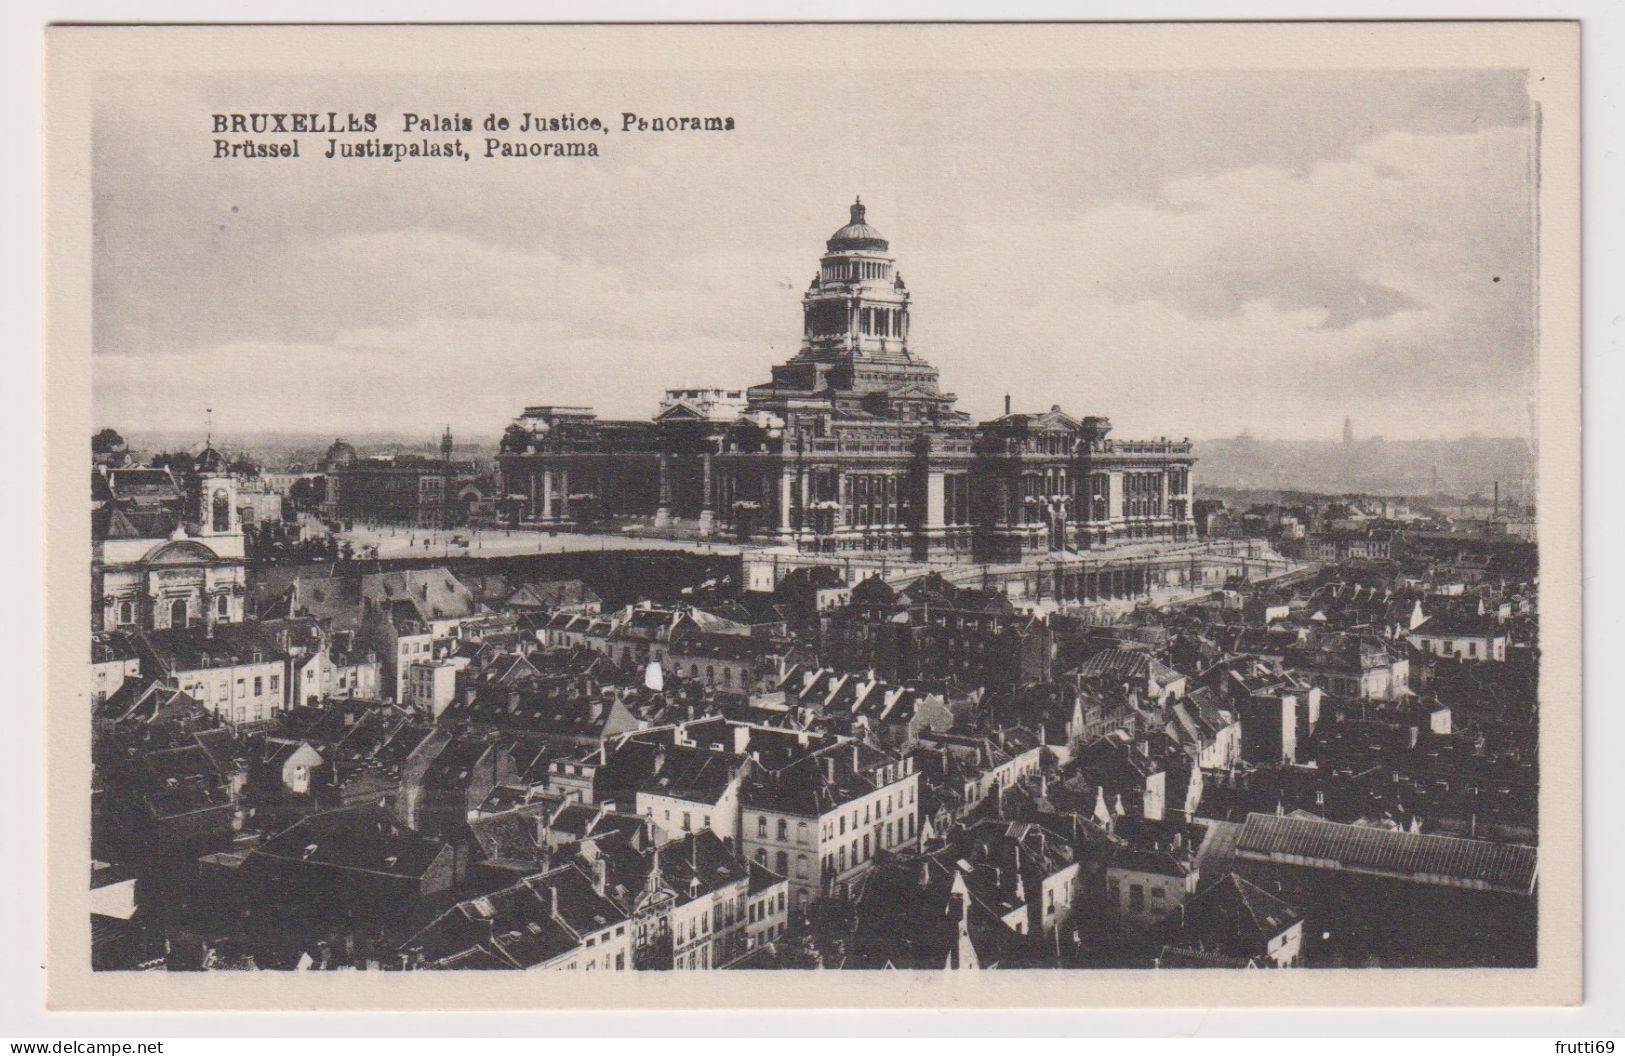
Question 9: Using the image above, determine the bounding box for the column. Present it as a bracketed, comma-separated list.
[698, 452, 715, 536]
[527, 471, 537, 521]
[799, 469, 811, 535]
[1108, 471, 1125, 540]
[559, 468, 570, 519]
[778, 469, 794, 533]
[655, 452, 673, 527]
[541, 467, 553, 521]
[926, 470, 946, 531]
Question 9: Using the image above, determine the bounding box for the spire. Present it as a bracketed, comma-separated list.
[850, 196, 865, 224]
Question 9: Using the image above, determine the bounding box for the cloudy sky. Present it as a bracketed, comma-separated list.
[93, 67, 1537, 444]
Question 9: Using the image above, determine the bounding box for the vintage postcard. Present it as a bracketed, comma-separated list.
[44, 22, 1580, 1010]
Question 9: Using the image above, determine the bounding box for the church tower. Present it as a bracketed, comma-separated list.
[192, 469, 244, 559]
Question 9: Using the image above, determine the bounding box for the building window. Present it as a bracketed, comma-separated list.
[796, 855, 809, 880]
[777, 819, 788, 841]
[253, 676, 263, 696]
[169, 599, 188, 628]
[117, 601, 134, 625]
[216, 594, 229, 617]
[757, 816, 767, 838]
[796, 821, 808, 844]
[776, 851, 788, 876]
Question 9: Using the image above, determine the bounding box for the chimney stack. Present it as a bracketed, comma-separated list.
[1004, 394, 1012, 416]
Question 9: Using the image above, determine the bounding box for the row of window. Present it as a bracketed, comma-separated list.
[819, 260, 891, 282]
[823, 813, 917, 876]
[114, 594, 235, 627]
[757, 816, 811, 844]
[820, 783, 914, 842]
[755, 848, 812, 881]
[746, 894, 784, 925]
[187, 673, 279, 702]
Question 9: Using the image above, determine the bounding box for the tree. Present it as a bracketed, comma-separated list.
[288, 477, 326, 509]
[151, 450, 196, 475]
[92, 428, 126, 453]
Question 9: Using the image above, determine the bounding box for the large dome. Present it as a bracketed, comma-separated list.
[324, 438, 358, 466]
[826, 197, 889, 252]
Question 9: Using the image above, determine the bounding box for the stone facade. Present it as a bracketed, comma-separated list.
[93, 458, 248, 634]
[497, 199, 1195, 562]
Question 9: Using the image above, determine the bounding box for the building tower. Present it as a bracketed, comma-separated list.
[801, 197, 912, 365]
[751, 198, 957, 425]
[1342, 416, 1355, 445]
[441, 425, 454, 464]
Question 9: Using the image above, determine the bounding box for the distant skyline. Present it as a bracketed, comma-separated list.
[95, 67, 1538, 444]
[112, 424, 1534, 453]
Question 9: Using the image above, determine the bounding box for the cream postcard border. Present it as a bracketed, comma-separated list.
[42, 20, 1582, 1011]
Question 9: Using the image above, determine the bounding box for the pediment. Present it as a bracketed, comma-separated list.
[142, 539, 220, 565]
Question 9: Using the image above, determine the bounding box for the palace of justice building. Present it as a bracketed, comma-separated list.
[496, 199, 1195, 564]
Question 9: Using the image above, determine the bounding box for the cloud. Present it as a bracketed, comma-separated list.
[90, 68, 1536, 443]
[928, 125, 1534, 440]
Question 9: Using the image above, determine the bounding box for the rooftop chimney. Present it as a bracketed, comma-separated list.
[1004, 394, 1012, 416]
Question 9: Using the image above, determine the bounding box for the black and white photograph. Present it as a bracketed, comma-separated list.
[39, 20, 1583, 1014]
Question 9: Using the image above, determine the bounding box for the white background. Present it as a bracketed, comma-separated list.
[2, 0, 1619, 1041]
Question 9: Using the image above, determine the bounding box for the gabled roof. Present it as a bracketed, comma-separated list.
[1412, 611, 1505, 639]
[1234, 812, 1537, 894]
[405, 864, 627, 969]
[252, 805, 448, 881]
[1179, 873, 1302, 947]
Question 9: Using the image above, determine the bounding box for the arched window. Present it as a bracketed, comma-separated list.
[796, 821, 808, 844]
[796, 855, 809, 879]
[212, 489, 231, 533]
[757, 815, 767, 838]
[775, 851, 788, 876]
[754, 848, 766, 866]
[216, 594, 229, 617]
[776, 819, 788, 841]
[169, 599, 188, 628]
[705, 665, 714, 683]
[117, 601, 133, 625]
